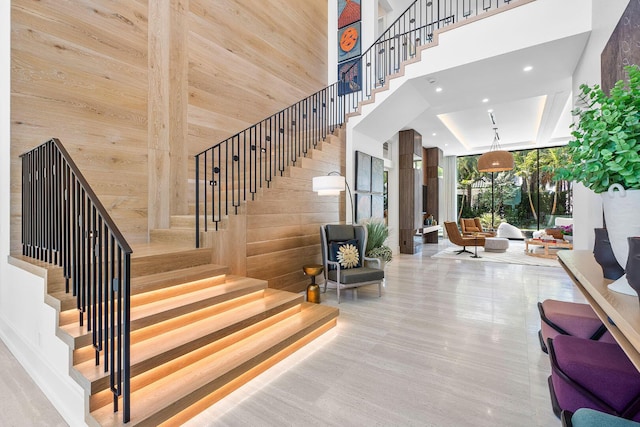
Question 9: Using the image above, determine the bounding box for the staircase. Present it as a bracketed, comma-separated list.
[154, 126, 345, 294]
[16, 2, 536, 423]
[19, 131, 341, 425]
[49, 245, 338, 425]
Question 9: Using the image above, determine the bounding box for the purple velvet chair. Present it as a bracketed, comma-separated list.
[548, 335, 640, 421]
[538, 299, 616, 353]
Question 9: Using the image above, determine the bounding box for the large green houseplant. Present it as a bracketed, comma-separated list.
[555, 64, 640, 193]
[555, 64, 640, 268]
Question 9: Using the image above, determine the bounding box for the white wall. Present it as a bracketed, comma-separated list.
[0, 3, 85, 424]
[340, 0, 629, 253]
[570, 0, 629, 251]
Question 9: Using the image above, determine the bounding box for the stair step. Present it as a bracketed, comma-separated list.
[74, 289, 304, 396]
[58, 275, 268, 351]
[90, 303, 338, 426]
[130, 263, 228, 295]
[148, 228, 196, 245]
[131, 247, 214, 276]
[297, 156, 341, 174]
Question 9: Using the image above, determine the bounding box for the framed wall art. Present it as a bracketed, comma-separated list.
[371, 156, 384, 193]
[338, 21, 361, 63]
[338, 58, 361, 95]
[338, 0, 361, 29]
[356, 193, 371, 223]
[355, 150, 371, 192]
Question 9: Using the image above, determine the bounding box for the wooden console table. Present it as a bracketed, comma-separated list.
[558, 250, 640, 370]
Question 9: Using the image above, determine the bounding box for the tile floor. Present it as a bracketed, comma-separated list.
[0, 240, 583, 426]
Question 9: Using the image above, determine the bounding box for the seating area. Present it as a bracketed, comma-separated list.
[319, 224, 385, 303]
[443, 221, 485, 255]
[459, 217, 496, 237]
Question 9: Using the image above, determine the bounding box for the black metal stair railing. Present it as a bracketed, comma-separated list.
[20, 138, 132, 423]
[195, 0, 519, 246]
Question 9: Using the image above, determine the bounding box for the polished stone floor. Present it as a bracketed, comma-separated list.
[187, 241, 581, 426]
[0, 339, 66, 426]
[0, 240, 582, 426]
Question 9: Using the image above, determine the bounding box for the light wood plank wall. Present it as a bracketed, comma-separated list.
[11, 0, 150, 252]
[11, 0, 330, 272]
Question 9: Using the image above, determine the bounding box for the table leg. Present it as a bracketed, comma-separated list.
[471, 234, 481, 258]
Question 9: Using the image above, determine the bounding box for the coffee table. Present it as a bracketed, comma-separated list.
[525, 238, 573, 259]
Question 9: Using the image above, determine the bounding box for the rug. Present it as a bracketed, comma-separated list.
[432, 240, 562, 267]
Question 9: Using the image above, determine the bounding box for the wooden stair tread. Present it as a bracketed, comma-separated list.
[130, 264, 229, 294]
[58, 276, 268, 345]
[130, 247, 215, 276]
[74, 289, 305, 393]
[129, 276, 267, 323]
[58, 264, 232, 327]
[91, 303, 338, 426]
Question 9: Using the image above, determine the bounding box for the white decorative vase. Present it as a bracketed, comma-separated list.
[601, 184, 640, 268]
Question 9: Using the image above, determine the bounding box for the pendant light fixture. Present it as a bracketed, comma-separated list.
[477, 112, 514, 172]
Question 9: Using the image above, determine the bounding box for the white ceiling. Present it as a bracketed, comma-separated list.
[397, 33, 590, 157]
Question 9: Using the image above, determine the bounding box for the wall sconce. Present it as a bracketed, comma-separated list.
[312, 171, 355, 222]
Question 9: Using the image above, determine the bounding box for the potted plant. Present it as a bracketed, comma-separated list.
[560, 224, 573, 242]
[362, 218, 392, 266]
[554, 64, 640, 267]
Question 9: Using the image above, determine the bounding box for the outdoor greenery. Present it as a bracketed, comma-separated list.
[362, 218, 392, 263]
[457, 146, 572, 233]
[554, 64, 640, 193]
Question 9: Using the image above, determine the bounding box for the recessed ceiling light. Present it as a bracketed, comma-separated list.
[435, 87, 443, 92]
[482, 98, 489, 103]
[432, 132, 437, 136]
[487, 108, 494, 113]
[523, 65, 533, 72]
[445, 143, 448, 147]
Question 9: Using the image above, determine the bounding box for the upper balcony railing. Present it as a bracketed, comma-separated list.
[195, 0, 520, 246]
[20, 138, 132, 423]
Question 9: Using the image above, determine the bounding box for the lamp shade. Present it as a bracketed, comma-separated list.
[477, 150, 514, 172]
[313, 175, 345, 196]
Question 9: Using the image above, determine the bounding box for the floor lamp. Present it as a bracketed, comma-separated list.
[312, 171, 355, 223]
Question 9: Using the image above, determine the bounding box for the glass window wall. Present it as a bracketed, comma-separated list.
[456, 146, 572, 237]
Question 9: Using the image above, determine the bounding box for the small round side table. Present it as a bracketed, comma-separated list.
[302, 264, 323, 304]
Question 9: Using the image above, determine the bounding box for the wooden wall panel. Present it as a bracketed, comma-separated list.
[186, 0, 328, 155]
[11, 0, 333, 295]
[11, 0, 149, 252]
[245, 136, 343, 293]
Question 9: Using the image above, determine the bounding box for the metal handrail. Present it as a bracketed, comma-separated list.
[195, 0, 520, 246]
[20, 138, 132, 423]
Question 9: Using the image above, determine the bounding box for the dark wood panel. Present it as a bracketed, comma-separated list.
[399, 130, 422, 253]
[424, 147, 442, 224]
[601, 0, 640, 94]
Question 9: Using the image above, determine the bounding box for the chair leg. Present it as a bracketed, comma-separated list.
[455, 247, 473, 255]
[337, 286, 341, 304]
[378, 282, 382, 297]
